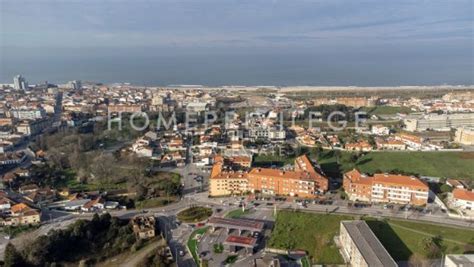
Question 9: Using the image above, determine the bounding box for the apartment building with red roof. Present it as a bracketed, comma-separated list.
[210, 154, 328, 198]
[343, 169, 429, 205]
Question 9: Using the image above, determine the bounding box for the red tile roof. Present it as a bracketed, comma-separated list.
[453, 189, 474, 201]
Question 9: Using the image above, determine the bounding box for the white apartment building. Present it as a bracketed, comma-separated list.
[371, 124, 390, 136]
[339, 221, 397, 267]
[404, 113, 474, 132]
[10, 108, 46, 120]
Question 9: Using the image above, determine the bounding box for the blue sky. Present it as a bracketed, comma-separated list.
[1, 0, 472, 48]
[0, 0, 473, 85]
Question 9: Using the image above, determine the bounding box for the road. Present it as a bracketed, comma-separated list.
[2, 167, 474, 265]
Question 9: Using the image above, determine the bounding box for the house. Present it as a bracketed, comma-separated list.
[450, 189, 474, 212]
[345, 140, 372, 152]
[24, 188, 56, 205]
[64, 199, 91, 211]
[375, 138, 406, 150]
[5, 203, 41, 226]
[446, 179, 467, 189]
[395, 133, 423, 150]
[81, 197, 105, 212]
[19, 184, 40, 194]
[0, 197, 12, 212]
[132, 216, 156, 239]
[371, 124, 390, 136]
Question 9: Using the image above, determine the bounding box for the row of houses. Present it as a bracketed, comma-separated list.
[0, 196, 41, 226]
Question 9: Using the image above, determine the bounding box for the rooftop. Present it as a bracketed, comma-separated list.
[341, 220, 397, 267]
[453, 188, 474, 201]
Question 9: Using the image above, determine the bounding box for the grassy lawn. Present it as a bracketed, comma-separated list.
[354, 152, 474, 179]
[269, 211, 474, 264]
[66, 179, 128, 192]
[187, 227, 209, 265]
[268, 211, 352, 264]
[368, 219, 474, 261]
[225, 208, 254, 218]
[361, 106, 414, 115]
[312, 150, 474, 180]
[135, 196, 177, 209]
[253, 154, 296, 167]
[177, 206, 213, 223]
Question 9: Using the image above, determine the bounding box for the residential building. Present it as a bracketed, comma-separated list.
[443, 254, 474, 267]
[395, 133, 423, 149]
[186, 102, 209, 112]
[446, 179, 467, 189]
[16, 118, 51, 136]
[108, 104, 142, 113]
[209, 155, 328, 198]
[454, 127, 474, 145]
[345, 140, 373, 151]
[13, 75, 28, 90]
[375, 138, 406, 150]
[343, 169, 429, 205]
[450, 189, 474, 212]
[67, 80, 82, 90]
[132, 216, 156, 239]
[0, 152, 26, 166]
[339, 220, 397, 267]
[4, 203, 41, 226]
[404, 113, 474, 132]
[10, 108, 46, 120]
[371, 124, 390, 136]
[249, 127, 286, 142]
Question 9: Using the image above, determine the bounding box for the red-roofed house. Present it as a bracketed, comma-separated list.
[451, 189, 474, 212]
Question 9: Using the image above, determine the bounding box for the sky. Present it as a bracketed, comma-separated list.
[0, 0, 473, 86]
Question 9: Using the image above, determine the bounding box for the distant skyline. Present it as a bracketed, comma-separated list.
[1, 0, 473, 86]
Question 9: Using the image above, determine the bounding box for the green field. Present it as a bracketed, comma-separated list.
[361, 106, 414, 115]
[177, 206, 213, 223]
[354, 152, 474, 179]
[269, 211, 474, 264]
[225, 208, 254, 218]
[313, 150, 474, 180]
[368, 219, 474, 261]
[252, 150, 474, 180]
[268, 211, 351, 264]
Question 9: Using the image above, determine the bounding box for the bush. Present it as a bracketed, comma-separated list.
[177, 207, 212, 223]
[440, 184, 453, 193]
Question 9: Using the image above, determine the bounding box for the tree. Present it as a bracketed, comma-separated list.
[3, 243, 24, 267]
[440, 184, 453, 193]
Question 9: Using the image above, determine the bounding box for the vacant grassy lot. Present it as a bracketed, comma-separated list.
[355, 152, 474, 180]
[314, 150, 474, 180]
[361, 106, 414, 115]
[225, 208, 254, 218]
[268, 211, 352, 264]
[368, 219, 474, 261]
[177, 206, 213, 223]
[269, 211, 474, 264]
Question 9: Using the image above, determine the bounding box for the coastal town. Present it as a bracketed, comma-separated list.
[0, 76, 473, 266]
